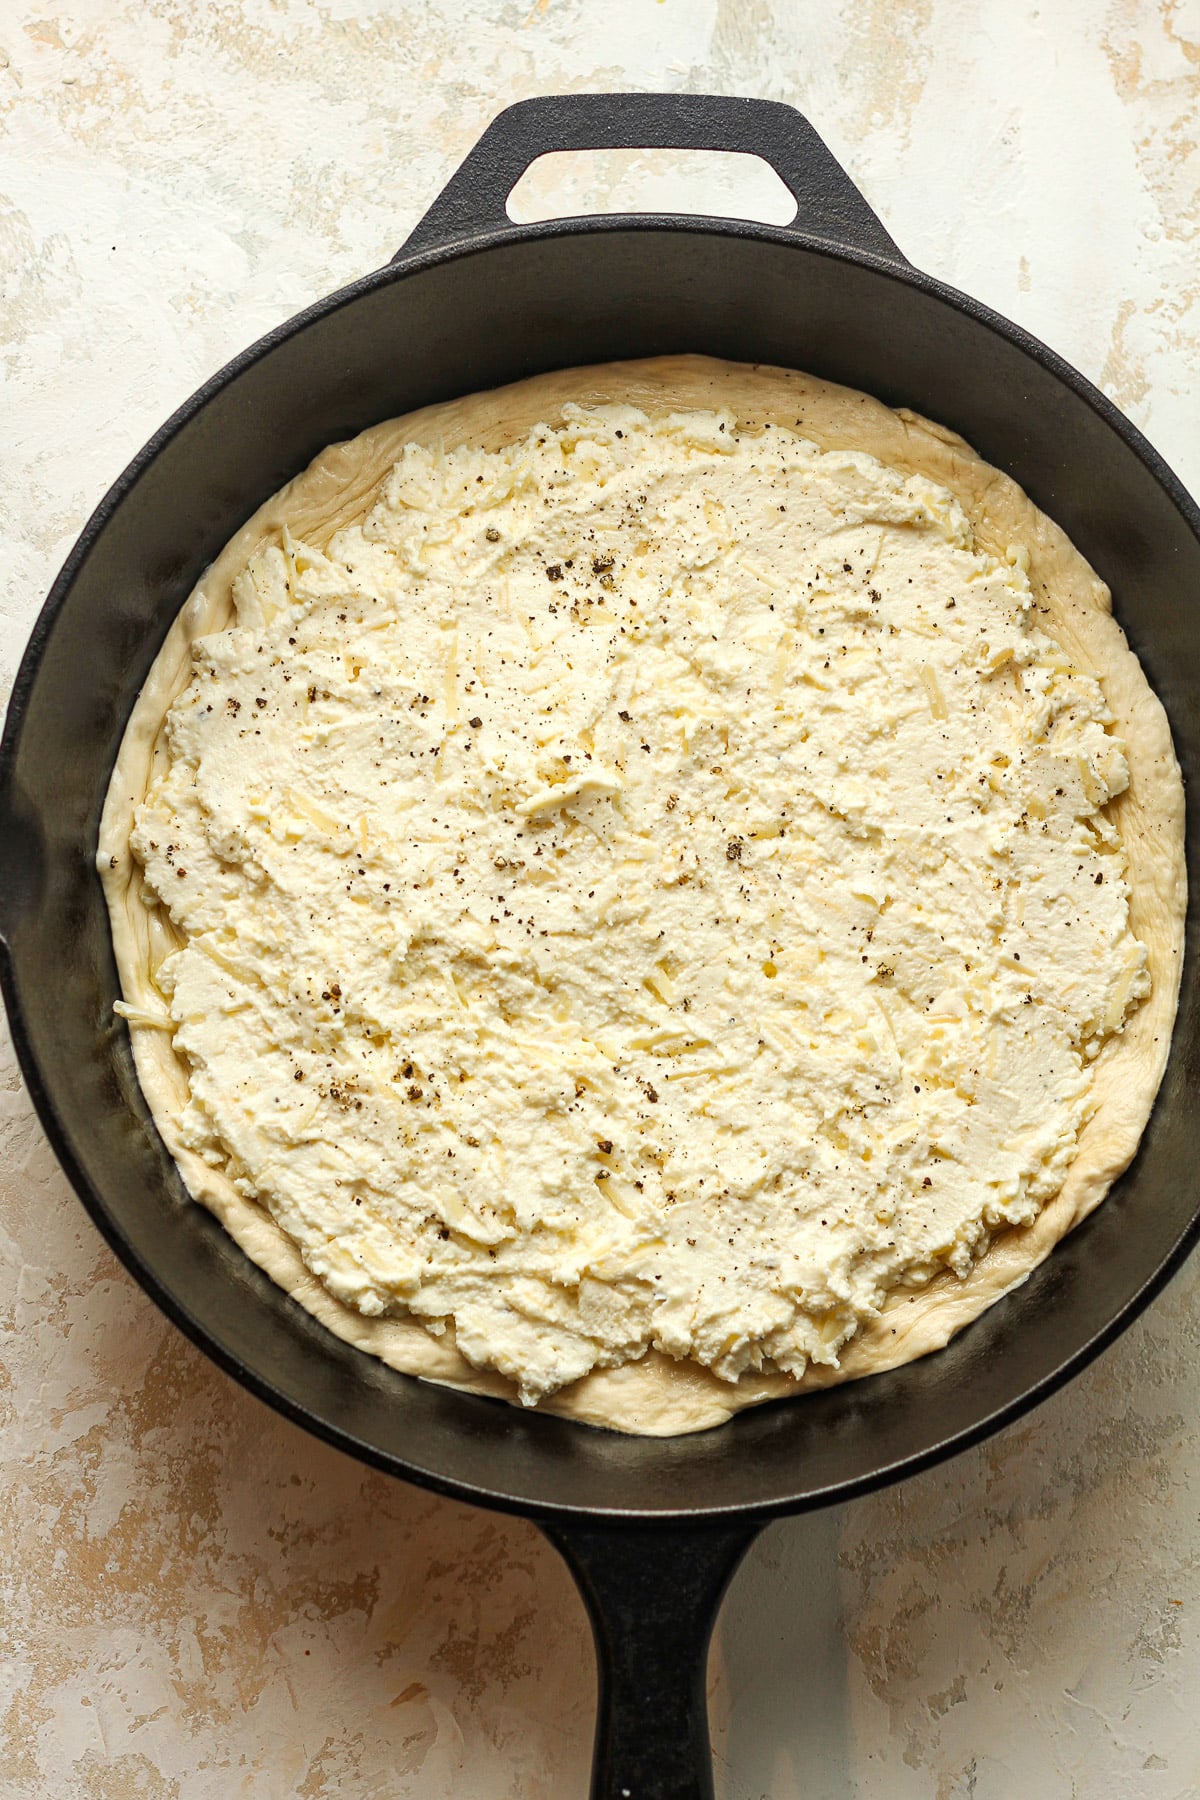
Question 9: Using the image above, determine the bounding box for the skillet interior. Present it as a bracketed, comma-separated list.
[2, 221, 1198, 1519]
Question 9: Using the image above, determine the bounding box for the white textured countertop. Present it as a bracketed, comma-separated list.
[3, 3, 1199, 1794]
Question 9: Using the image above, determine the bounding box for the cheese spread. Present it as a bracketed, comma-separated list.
[114, 396, 1156, 1406]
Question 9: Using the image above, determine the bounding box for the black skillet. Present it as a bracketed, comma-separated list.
[1, 93, 1198, 1799]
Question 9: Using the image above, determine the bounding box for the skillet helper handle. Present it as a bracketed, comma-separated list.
[541, 1516, 760, 1800]
[400, 91, 905, 264]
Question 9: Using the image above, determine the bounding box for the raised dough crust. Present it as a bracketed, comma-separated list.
[99, 356, 1187, 1436]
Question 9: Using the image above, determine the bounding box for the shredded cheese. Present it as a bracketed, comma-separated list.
[126, 403, 1150, 1404]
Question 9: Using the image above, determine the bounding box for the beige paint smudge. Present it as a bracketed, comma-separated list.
[1097, 0, 1200, 440]
[1101, 294, 1155, 413]
[837, 0, 935, 140]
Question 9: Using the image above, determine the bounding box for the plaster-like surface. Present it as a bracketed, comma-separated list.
[3, 3, 1199, 1794]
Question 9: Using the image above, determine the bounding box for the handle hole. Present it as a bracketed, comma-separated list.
[506, 148, 798, 228]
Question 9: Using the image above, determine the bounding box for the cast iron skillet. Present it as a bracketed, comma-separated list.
[1, 93, 1198, 1799]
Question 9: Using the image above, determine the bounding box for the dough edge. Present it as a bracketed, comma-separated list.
[98, 354, 1187, 1437]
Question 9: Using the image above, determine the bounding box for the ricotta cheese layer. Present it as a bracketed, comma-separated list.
[119, 399, 1153, 1406]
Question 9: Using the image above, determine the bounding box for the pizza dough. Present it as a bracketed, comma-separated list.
[98, 356, 1186, 1435]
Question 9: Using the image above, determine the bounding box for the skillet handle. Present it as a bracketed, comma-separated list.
[400, 92, 905, 264]
[541, 1515, 760, 1800]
